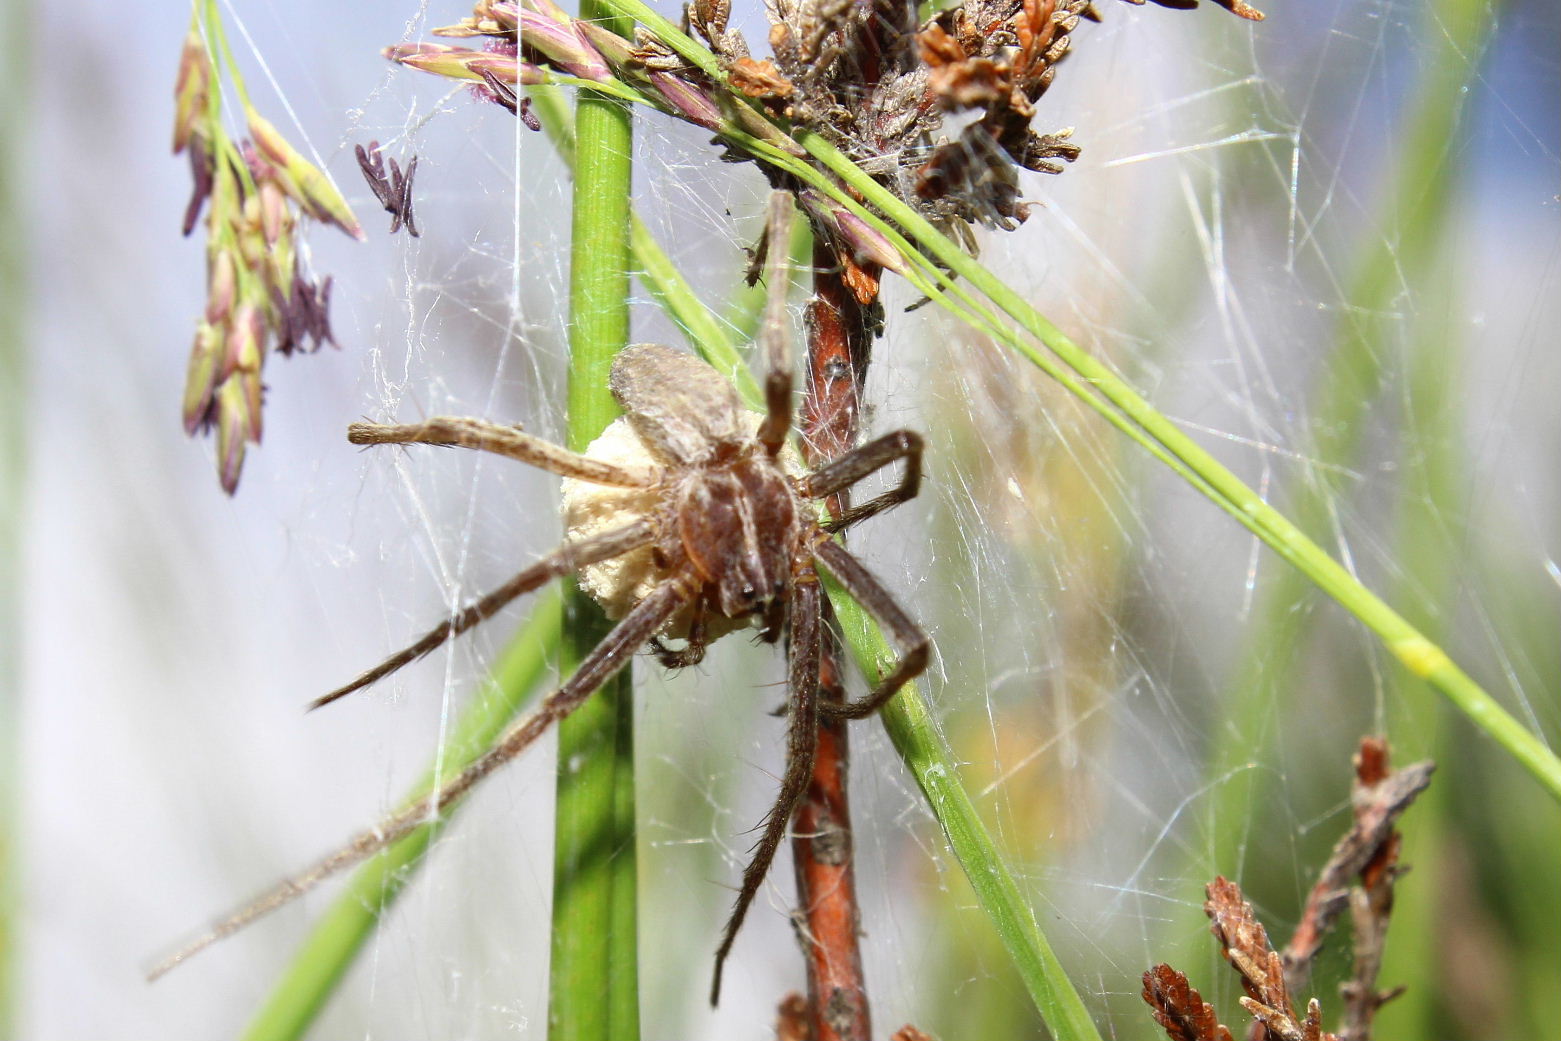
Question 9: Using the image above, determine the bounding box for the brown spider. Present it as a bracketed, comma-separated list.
[151, 196, 928, 1003]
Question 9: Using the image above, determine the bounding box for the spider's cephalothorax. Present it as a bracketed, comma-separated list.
[151, 197, 928, 1006]
[562, 342, 815, 657]
[670, 431, 799, 621]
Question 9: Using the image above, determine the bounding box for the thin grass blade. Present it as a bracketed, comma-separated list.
[550, 0, 640, 1032]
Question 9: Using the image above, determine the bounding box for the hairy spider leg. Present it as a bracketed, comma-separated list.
[810, 538, 930, 721]
[804, 428, 923, 532]
[306, 416, 659, 711]
[710, 572, 822, 1005]
[148, 578, 694, 982]
[708, 190, 928, 1000]
[310, 519, 655, 709]
[348, 417, 655, 488]
[650, 591, 711, 669]
[756, 191, 797, 453]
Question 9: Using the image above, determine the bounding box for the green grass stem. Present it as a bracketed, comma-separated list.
[823, 575, 1105, 1041]
[551, 1, 639, 1034]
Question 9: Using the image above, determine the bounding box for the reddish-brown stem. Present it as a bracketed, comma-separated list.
[791, 647, 869, 1041]
[801, 240, 873, 487]
[790, 239, 881, 1041]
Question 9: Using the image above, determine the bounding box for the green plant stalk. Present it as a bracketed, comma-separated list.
[0, 0, 26, 1028]
[575, 0, 1561, 804]
[200, 0, 251, 110]
[551, 0, 639, 1033]
[630, 218, 757, 400]
[242, 590, 563, 1040]
[822, 574, 1104, 1041]
[192, 0, 269, 204]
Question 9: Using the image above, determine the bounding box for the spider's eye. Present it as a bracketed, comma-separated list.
[741, 584, 757, 602]
[772, 579, 785, 597]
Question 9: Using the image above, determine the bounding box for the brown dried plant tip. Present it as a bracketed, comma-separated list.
[1204, 876, 1329, 1041]
[776, 992, 812, 1041]
[1288, 738, 1432, 1041]
[1142, 738, 1431, 1041]
[151, 198, 930, 1008]
[356, 141, 421, 237]
[1143, 964, 1235, 1041]
[914, 0, 1088, 225]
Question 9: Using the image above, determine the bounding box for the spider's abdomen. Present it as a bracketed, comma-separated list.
[560, 416, 678, 622]
[678, 454, 801, 619]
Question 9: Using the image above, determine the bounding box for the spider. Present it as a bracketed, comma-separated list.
[150, 195, 928, 1005]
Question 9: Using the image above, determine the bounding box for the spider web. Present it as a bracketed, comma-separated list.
[21, 0, 1561, 1038]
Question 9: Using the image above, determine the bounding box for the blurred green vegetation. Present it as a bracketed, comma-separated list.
[0, 0, 28, 1031]
[910, 0, 1560, 1037]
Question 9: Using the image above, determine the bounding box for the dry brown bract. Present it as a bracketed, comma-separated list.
[355, 140, 420, 237]
[1205, 876, 1339, 1041]
[1144, 738, 1432, 1041]
[151, 197, 929, 1005]
[1143, 963, 1235, 1041]
[1286, 738, 1432, 1040]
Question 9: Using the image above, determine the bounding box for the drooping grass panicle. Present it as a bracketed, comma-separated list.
[173, 3, 362, 494]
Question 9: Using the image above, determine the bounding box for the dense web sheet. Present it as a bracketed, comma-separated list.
[23, 0, 1561, 1038]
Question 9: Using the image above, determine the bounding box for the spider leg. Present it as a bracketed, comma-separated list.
[811, 538, 929, 721]
[349, 417, 653, 487]
[710, 572, 821, 1006]
[756, 191, 797, 453]
[650, 591, 709, 668]
[802, 429, 922, 532]
[310, 519, 654, 710]
[148, 578, 692, 982]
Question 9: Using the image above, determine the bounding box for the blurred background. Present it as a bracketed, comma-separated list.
[6, 0, 1560, 1037]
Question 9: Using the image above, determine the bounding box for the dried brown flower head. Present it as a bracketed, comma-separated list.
[1143, 739, 1431, 1041]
